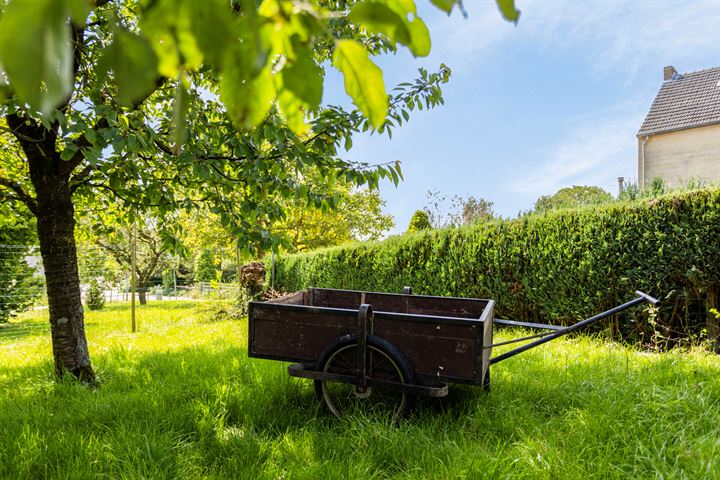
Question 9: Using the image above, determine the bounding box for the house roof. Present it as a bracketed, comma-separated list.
[638, 66, 720, 136]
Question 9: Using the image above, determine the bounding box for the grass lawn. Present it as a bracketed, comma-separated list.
[1, 301, 719, 479]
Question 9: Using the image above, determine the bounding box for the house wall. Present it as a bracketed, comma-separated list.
[640, 124, 720, 188]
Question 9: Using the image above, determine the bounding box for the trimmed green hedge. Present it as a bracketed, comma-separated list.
[273, 189, 720, 347]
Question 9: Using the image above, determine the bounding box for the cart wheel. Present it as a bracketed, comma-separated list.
[314, 334, 414, 422]
[483, 367, 490, 392]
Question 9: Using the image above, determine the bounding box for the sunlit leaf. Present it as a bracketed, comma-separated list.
[349, 2, 410, 45]
[407, 17, 431, 57]
[0, 0, 73, 114]
[172, 80, 189, 150]
[496, 0, 521, 23]
[333, 40, 388, 129]
[429, 0, 456, 14]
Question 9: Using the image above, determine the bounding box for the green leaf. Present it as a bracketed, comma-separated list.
[350, 1, 430, 57]
[282, 53, 323, 109]
[67, 0, 92, 26]
[430, 0, 456, 14]
[349, 2, 410, 45]
[221, 66, 275, 130]
[407, 17, 431, 57]
[277, 89, 309, 135]
[495, 0, 521, 23]
[0, 0, 73, 114]
[99, 31, 159, 107]
[186, 0, 235, 67]
[172, 81, 189, 149]
[332, 40, 388, 129]
[60, 143, 79, 161]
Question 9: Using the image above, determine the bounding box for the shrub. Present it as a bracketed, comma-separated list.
[406, 210, 432, 233]
[194, 249, 217, 283]
[273, 189, 720, 348]
[85, 280, 105, 311]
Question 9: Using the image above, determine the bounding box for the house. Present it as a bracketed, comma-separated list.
[637, 66, 720, 188]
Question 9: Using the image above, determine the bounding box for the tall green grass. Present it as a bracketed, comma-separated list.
[1, 302, 719, 479]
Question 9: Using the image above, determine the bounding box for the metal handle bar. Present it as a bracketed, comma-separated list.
[489, 291, 660, 365]
[635, 290, 660, 306]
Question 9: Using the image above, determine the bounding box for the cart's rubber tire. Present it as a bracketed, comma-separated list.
[314, 334, 415, 422]
[483, 367, 490, 392]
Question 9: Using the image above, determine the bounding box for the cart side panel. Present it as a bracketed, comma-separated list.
[406, 296, 488, 319]
[265, 290, 307, 305]
[310, 289, 361, 308]
[374, 314, 479, 382]
[249, 304, 355, 363]
[310, 289, 410, 313]
[310, 288, 488, 319]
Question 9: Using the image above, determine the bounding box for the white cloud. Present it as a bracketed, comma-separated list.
[425, 0, 719, 77]
[507, 100, 646, 198]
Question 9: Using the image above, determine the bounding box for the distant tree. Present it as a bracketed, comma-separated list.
[406, 210, 432, 233]
[423, 190, 495, 228]
[275, 174, 394, 252]
[194, 249, 218, 283]
[423, 190, 447, 228]
[535, 186, 613, 213]
[94, 221, 172, 305]
[451, 196, 495, 226]
[76, 246, 121, 288]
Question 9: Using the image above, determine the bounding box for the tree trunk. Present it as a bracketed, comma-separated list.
[33, 170, 94, 380]
[6, 111, 94, 381]
[138, 288, 147, 306]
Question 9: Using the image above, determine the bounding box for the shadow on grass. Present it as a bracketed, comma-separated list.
[2, 340, 719, 479]
[0, 319, 50, 343]
[0, 301, 202, 344]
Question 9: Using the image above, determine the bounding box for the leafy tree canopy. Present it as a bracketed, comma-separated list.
[0, 0, 519, 379]
[534, 186, 614, 213]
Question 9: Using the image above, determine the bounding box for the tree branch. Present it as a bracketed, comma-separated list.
[65, 78, 169, 174]
[69, 164, 96, 193]
[0, 177, 37, 215]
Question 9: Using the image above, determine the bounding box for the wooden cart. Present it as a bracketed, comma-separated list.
[248, 287, 658, 421]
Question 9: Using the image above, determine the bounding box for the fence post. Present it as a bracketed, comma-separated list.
[131, 221, 137, 333]
[236, 244, 242, 297]
[271, 250, 275, 290]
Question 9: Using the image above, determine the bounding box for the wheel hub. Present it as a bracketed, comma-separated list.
[353, 385, 372, 398]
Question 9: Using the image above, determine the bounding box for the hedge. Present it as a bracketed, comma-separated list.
[273, 189, 720, 348]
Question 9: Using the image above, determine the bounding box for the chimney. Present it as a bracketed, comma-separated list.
[664, 65, 678, 81]
[618, 177, 625, 194]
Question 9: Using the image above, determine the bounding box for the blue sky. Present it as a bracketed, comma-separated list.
[322, 0, 720, 233]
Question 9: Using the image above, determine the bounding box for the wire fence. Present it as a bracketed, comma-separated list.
[0, 244, 243, 338]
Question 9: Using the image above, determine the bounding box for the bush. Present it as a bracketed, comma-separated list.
[406, 210, 432, 233]
[194, 249, 217, 283]
[85, 280, 105, 311]
[273, 189, 720, 348]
